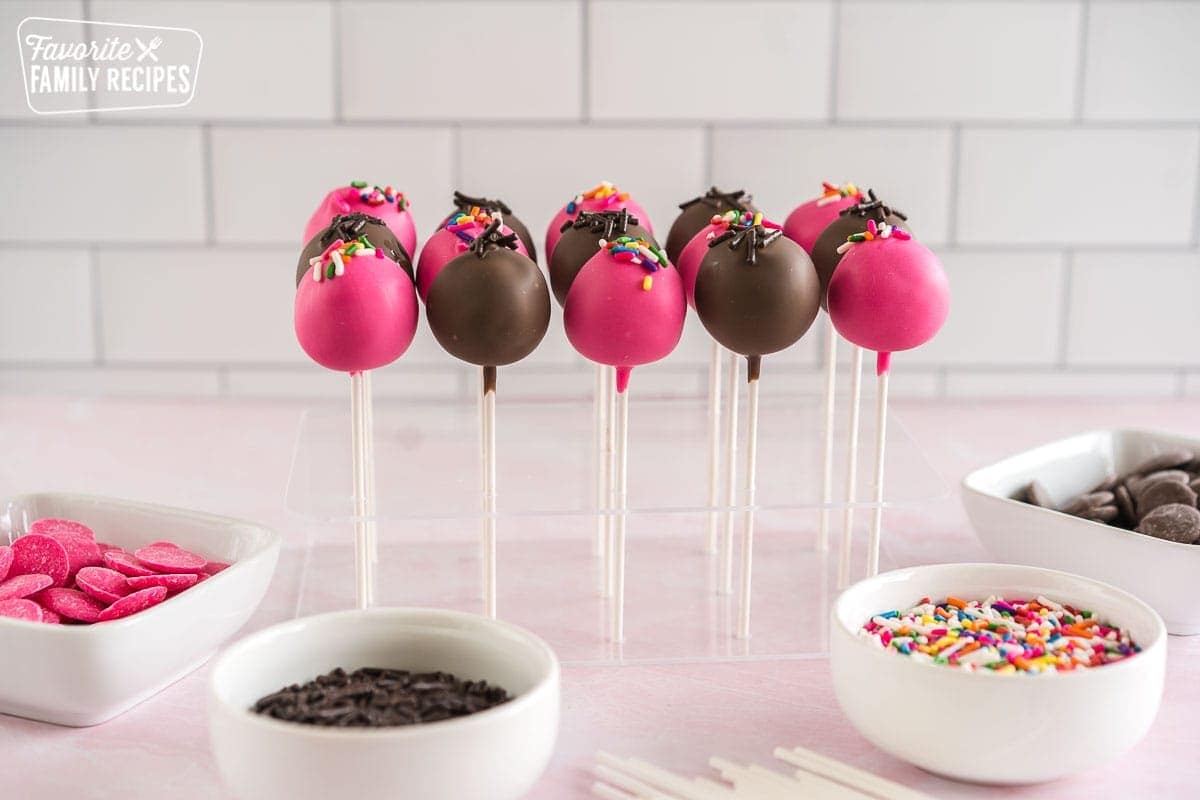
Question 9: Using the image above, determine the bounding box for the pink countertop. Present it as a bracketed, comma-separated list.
[1, 396, 1198, 799]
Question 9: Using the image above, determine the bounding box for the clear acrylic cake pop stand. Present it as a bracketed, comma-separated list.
[284, 388, 948, 665]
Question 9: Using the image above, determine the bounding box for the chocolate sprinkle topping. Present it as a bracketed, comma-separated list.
[468, 218, 520, 258]
[452, 190, 513, 216]
[560, 208, 641, 238]
[679, 186, 754, 212]
[251, 667, 511, 728]
[707, 222, 783, 265]
[837, 189, 908, 223]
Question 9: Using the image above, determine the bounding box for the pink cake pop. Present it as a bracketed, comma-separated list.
[677, 210, 782, 309]
[827, 220, 949, 373]
[544, 181, 653, 262]
[415, 206, 529, 302]
[783, 182, 863, 255]
[304, 181, 417, 260]
[295, 227, 419, 372]
[564, 236, 685, 392]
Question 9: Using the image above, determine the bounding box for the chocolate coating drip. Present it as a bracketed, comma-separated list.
[694, 233, 820, 358]
[549, 210, 655, 306]
[426, 247, 550, 368]
[665, 186, 758, 263]
[450, 190, 536, 262]
[810, 190, 910, 310]
[296, 212, 412, 286]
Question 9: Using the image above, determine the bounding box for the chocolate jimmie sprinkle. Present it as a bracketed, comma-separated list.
[469, 218, 520, 258]
[679, 186, 753, 212]
[707, 222, 783, 265]
[561, 208, 640, 238]
[837, 189, 908, 223]
[251, 667, 512, 728]
[452, 190, 513, 216]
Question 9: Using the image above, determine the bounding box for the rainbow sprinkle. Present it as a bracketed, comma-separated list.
[861, 595, 1141, 674]
[349, 180, 408, 211]
[565, 181, 630, 214]
[835, 218, 911, 255]
[442, 205, 504, 245]
[308, 234, 383, 282]
[599, 236, 668, 290]
[816, 181, 862, 207]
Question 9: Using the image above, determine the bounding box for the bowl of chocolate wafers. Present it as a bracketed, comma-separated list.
[963, 429, 1200, 634]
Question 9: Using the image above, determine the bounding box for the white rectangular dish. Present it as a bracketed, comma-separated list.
[0, 493, 280, 726]
[962, 429, 1200, 634]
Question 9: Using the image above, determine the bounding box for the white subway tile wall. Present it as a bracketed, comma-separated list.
[1, 0, 1197, 400]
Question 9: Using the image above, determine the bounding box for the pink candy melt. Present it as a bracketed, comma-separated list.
[0, 598, 43, 622]
[127, 573, 199, 592]
[29, 518, 95, 540]
[0, 573, 54, 601]
[103, 550, 158, 577]
[676, 221, 727, 309]
[783, 193, 862, 255]
[37, 587, 105, 623]
[134, 544, 208, 573]
[304, 185, 417, 259]
[97, 586, 167, 622]
[75, 566, 133, 604]
[0, 545, 12, 582]
[202, 561, 230, 576]
[10, 534, 70, 587]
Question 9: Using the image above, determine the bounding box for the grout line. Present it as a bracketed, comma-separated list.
[331, 0, 344, 122]
[1056, 250, 1075, 367]
[201, 123, 216, 245]
[1074, 0, 1091, 121]
[451, 123, 462, 188]
[702, 124, 714, 184]
[216, 365, 231, 396]
[89, 246, 105, 365]
[827, 0, 841, 121]
[580, 0, 591, 122]
[945, 125, 962, 245]
[1176, 369, 1187, 399]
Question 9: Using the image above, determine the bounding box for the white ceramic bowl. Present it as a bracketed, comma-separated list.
[208, 607, 560, 800]
[0, 492, 280, 726]
[963, 428, 1200, 634]
[831, 563, 1165, 785]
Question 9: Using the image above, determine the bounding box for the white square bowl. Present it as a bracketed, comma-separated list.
[0, 492, 280, 726]
[962, 429, 1200, 634]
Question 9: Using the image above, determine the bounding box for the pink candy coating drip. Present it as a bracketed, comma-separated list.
[544, 195, 653, 263]
[827, 235, 950, 369]
[294, 255, 418, 373]
[415, 221, 529, 302]
[563, 249, 686, 392]
[783, 192, 862, 255]
[304, 186, 417, 259]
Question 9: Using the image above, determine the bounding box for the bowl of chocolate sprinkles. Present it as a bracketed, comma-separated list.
[208, 607, 559, 800]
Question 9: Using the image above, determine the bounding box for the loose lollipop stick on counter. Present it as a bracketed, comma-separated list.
[837, 345, 864, 589]
[737, 356, 762, 639]
[774, 746, 933, 800]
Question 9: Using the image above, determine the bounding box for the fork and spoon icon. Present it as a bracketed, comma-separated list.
[134, 36, 162, 62]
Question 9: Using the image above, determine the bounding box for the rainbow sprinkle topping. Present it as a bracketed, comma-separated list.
[443, 205, 504, 245]
[599, 235, 668, 291]
[835, 218, 910, 255]
[565, 181, 630, 214]
[349, 180, 408, 210]
[816, 181, 862, 207]
[861, 595, 1141, 674]
[308, 234, 385, 282]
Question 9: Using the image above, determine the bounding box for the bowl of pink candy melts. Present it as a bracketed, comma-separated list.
[0, 492, 279, 726]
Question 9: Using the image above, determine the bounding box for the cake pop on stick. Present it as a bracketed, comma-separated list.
[294, 216, 419, 608]
[782, 182, 863, 554]
[447, 190, 538, 262]
[811, 191, 909, 587]
[304, 181, 416, 262]
[564, 236, 686, 642]
[665, 186, 757, 264]
[544, 181, 653, 263]
[415, 206, 529, 302]
[693, 214, 821, 639]
[297, 212, 412, 286]
[423, 220, 551, 618]
[828, 221, 948, 578]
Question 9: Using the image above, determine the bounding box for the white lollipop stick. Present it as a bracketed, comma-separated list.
[605, 366, 617, 597]
[595, 363, 607, 594]
[363, 369, 377, 606]
[836, 345, 864, 589]
[612, 377, 630, 642]
[817, 314, 837, 552]
[480, 366, 498, 618]
[867, 355, 890, 577]
[737, 357, 761, 640]
[349, 371, 369, 609]
[775, 745, 933, 800]
[705, 340, 723, 554]
[719, 348, 739, 595]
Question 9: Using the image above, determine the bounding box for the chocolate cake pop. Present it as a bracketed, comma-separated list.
[297, 213, 412, 287]
[448, 191, 537, 262]
[304, 181, 416, 260]
[564, 236, 685, 393]
[665, 186, 758, 263]
[693, 214, 821, 362]
[677, 210, 780, 309]
[416, 206, 529, 302]
[294, 221, 418, 373]
[783, 182, 863, 255]
[545, 181, 652, 262]
[425, 220, 550, 368]
[810, 190, 909, 309]
[549, 209, 655, 306]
